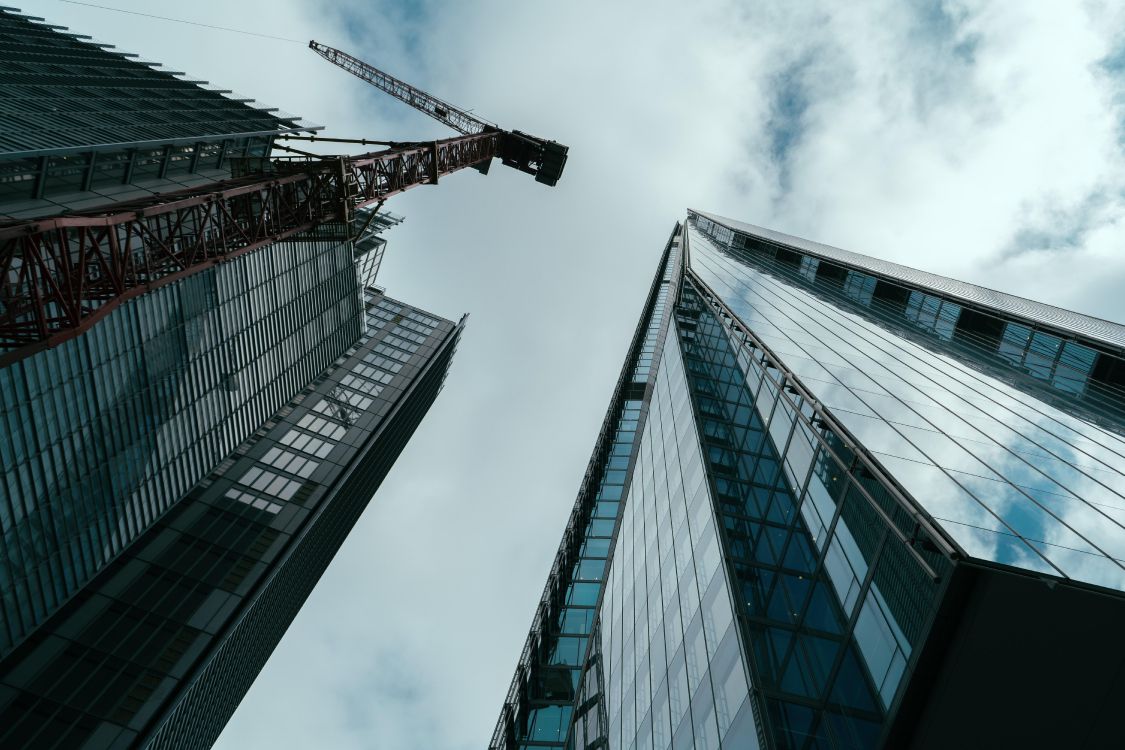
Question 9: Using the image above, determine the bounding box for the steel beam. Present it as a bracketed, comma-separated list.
[0, 132, 497, 363]
[308, 41, 489, 136]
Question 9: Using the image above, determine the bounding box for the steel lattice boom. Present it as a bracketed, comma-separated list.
[309, 41, 568, 187]
[0, 133, 497, 362]
[309, 41, 487, 135]
[1, 43, 568, 362]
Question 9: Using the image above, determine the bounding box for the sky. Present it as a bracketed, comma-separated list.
[16, 0, 1125, 747]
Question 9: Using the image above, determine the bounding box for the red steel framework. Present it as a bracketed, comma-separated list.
[0, 132, 497, 365]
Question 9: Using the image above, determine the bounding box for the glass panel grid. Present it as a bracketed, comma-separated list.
[673, 274, 947, 748]
[600, 318, 752, 750]
[688, 219, 1125, 593]
[0, 238, 363, 655]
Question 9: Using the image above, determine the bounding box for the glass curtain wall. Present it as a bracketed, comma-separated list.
[672, 274, 948, 749]
[539, 208, 1125, 750]
[0, 291, 460, 750]
[492, 229, 683, 750]
[0, 238, 362, 657]
[687, 216, 1125, 593]
[596, 314, 756, 750]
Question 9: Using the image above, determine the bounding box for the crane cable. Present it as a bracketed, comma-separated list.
[52, 0, 305, 44]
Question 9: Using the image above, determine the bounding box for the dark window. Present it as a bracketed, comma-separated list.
[815, 262, 848, 284]
[44, 154, 89, 194]
[872, 279, 911, 313]
[89, 150, 131, 189]
[0, 157, 39, 202]
[953, 307, 1006, 350]
[776, 247, 802, 267]
[1091, 351, 1125, 390]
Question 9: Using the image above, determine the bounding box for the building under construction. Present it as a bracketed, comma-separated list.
[0, 7, 563, 749]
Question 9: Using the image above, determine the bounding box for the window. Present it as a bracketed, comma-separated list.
[297, 414, 347, 440]
[225, 488, 282, 514]
[261, 447, 319, 478]
[382, 335, 419, 354]
[280, 429, 334, 458]
[233, 466, 301, 501]
[340, 373, 384, 396]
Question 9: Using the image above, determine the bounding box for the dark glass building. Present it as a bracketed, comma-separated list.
[0, 288, 462, 750]
[0, 8, 462, 748]
[491, 209, 1125, 749]
[0, 5, 335, 656]
[0, 7, 315, 219]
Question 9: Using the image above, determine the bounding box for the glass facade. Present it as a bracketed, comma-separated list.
[671, 277, 946, 748]
[0, 237, 363, 658]
[0, 8, 316, 219]
[0, 3, 385, 667]
[352, 208, 404, 295]
[0, 10, 459, 748]
[597, 315, 757, 750]
[691, 211, 1125, 432]
[0, 291, 461, 749]
[688, 216, 1125, 591]
[496, 209, 1125, 750]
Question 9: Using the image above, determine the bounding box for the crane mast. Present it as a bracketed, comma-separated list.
[309, 41, 568, 187]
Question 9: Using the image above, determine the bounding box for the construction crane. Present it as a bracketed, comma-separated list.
[308, 41, 568, 187]
[0, 45, 567, 362]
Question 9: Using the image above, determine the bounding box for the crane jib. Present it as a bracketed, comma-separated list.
[0, 134, 499, 361]
[308, 40, 568, 187]
[0, 44, 569, 361]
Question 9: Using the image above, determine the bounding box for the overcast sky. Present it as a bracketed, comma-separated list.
[18, 0, 1125, 747]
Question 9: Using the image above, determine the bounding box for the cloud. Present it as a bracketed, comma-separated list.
[765, 57, 815, 191]
[13, 0, 1125, 748]
[998, 187, 1117, 260]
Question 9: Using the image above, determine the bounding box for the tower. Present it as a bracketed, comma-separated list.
[0, 8, 462, 747]
[492, 209, 1125, 749]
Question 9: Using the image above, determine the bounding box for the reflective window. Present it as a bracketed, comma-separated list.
[689, 219, 1125, 592]
[600, 319, 751, 750]
[0, 236, 365, 653]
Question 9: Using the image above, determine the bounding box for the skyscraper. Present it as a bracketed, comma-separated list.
[0, 8, 315, 219]
[0, 8, 462, 747]
[492, 209, 1125, 749]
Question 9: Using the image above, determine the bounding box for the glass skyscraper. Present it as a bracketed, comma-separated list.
[0, 8, 462, 748]
[0, 288, 462, 750]
[0, 8, 314, 219]
[492, 209, 1125, 749]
